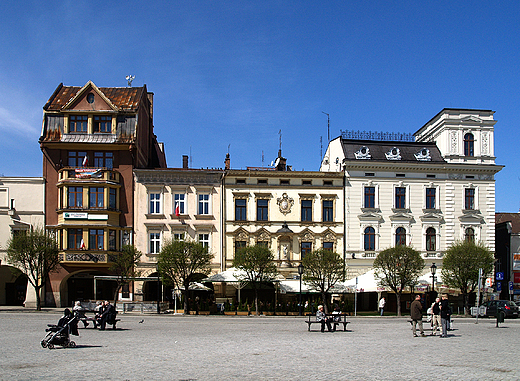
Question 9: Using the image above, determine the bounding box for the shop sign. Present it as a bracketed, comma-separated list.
[64, 212, 88, 219]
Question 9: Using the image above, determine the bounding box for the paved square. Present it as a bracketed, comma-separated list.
[0, 311, 518, 380]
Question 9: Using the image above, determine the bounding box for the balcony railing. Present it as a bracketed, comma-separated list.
[58, 167, 120, 183]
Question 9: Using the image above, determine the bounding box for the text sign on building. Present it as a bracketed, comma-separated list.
[64, 212, 88, 219]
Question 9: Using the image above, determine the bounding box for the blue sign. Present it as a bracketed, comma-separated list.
[510, 281, 514, 291]
[497, 282, 502, 291]
[496, 272, 504, 281]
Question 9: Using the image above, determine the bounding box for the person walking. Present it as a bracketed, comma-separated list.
[439, 294, 450, 338]
[379, 297, 386, 316]
[430, 297, 441, 336]
[410, 295, 426, 337]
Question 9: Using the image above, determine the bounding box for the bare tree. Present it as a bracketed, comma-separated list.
[109, 244, 142, 309]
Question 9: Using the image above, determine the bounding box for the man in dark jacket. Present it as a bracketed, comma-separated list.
[410, 295, 426, 337]
[99, 301, 116, 330]
[439, 294, 450, 338]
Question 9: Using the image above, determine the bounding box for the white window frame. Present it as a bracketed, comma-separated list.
[393, 183, 410, 210]
[149, 192, 162, 214]
[463, 184, 479, 211]
[198, 193, 211, 215]
[173, 193, 186, 215]
[149, 231, 161, 254]
[198, 232, 210, 248]
[363, 182, 379, 209]
[423, 183, 440, 210]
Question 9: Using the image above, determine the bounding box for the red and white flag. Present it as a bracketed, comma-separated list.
[79, 239, 86, 250]
[175, 202, 180, 217]
[82, 155, 88, 167]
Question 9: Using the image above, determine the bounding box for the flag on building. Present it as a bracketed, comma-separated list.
[175, 202, 180, 217]
[79, 239, 86, 250]
[82, 155, 88, 167]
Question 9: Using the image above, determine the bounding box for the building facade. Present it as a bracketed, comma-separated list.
[39, 81, 166, 307]
[321, 109, 502, 279]
[133, 166, 223, 301]
[0, 177, 45, 306]
[495, 213, 520, 302]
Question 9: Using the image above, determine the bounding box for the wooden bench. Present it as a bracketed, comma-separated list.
[306, 313, 350, 332]
[76, 312, 120, 329]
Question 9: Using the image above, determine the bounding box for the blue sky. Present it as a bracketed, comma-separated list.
[0, 1, 518, 212]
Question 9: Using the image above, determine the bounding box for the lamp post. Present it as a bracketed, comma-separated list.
[298, 263, 304, 316]
[430, 263, 437, 294]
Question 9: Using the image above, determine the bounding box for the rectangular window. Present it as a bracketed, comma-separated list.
[174, 194, 185, 215]
[395, 187, 406, 209]
[426, 188, 436, 209]
[465, 188, 475, 210]
[235, 240, 246, 254]
[322, 200, 333, 222]
[257, 199, 268, 221]
[109, 230, 116, 251]
[323, 242, 333, 251]
[67, 228, 83, 250]
[69, 115, 88, 133]
[280, 179, 290, 185]
[109, 188, 117, 209]
[301, 242, 312, 259]
[365, 186, 375, 208]
[94, 152, 113, 169]
[301, 200, 312, 222]
[68, 151, 87, 167]
[173, 232, 185, 241]
[149, 193, 161, 214]
[93, 115, 112, 133]
[89, 187, 104, 208]
[149, 232, 161, 254]
[235, 199, 247, 221]
[89, 229, 104, 251]
[198, 233, 209, 248]
[198, 194, 210, 215]
[68, 187, 83, 208]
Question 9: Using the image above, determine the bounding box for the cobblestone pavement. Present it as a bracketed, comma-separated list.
[0, 310, 518, 381]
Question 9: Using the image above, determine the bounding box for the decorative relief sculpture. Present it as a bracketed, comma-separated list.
[277, 193, 294, 215]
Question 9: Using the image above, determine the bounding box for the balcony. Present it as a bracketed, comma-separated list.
[59, 251, 121, 264]
[58, 167, 120, 183]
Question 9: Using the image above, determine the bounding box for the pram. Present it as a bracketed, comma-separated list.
[41, 309, 79, 349]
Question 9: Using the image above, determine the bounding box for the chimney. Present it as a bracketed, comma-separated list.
[182, 155, 189, 169]
[224, 153, 230, 170]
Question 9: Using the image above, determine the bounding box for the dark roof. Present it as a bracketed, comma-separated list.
[496, 213, 520, 233]
[340, 139, 446, 163]
[43, 83, 145, 111]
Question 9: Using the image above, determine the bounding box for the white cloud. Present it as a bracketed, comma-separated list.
[0, 106, 40, 138]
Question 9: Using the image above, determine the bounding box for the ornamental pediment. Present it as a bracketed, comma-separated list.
[461, 116, 483, 123]
[389, 212, 414, 223]
[358, 211, 384, 222]
[419, 212, 444, 223]
[458, 211, 484, 224]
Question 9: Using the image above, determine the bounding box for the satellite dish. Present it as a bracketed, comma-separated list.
[125, 75, 135, 87]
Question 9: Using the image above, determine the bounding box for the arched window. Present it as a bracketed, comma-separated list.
[426, 227, 436, 251]
[465, 228, 475, 242]
[396, 227, 406, 246]
[464, 133, 474, 157]
[364, 227, 375, 251]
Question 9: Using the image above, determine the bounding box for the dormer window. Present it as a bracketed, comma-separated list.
[69, 115, 88, 133]
[355, 146, 371, 159]
[414, 148, 431, 161]
[94, 115, 112, 133]
[385, 147, 401, 160]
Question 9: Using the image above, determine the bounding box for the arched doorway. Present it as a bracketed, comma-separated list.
[142, 272, 162, 302]
[0, 266, 28, 306]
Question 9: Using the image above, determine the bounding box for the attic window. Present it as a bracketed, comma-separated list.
[302, 180, 312, 185]
[87, 93, 95, 104]
[280, 179, 290, 185]
[236, 179, 246, 184]
[323, 180, 333, 186]
[93, 115, 112, 133]
[385, 147, 401, 160]
[257, 179, 267, 184]
[414, 148, 431, 161]
[355, 146, 371, 160]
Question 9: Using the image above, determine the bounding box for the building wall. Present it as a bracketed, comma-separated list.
[0, 177, 44, 306]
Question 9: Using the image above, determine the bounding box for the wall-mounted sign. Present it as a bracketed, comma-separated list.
[64, 212, 88, 219]
[88, 214, 109, 221]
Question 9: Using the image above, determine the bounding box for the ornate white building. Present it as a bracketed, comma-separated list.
[320, 109, 503, 278]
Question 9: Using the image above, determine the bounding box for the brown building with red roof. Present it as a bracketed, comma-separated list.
[39, 81, 166, 307]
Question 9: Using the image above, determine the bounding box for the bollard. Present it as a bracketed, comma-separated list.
[496, 311, 505, 327]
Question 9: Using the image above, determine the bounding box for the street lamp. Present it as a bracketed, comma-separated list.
[298, 263, 304, 316]
[430, 263, 437, 294]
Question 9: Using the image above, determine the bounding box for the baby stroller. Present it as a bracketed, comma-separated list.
[41, 309, 79, 349]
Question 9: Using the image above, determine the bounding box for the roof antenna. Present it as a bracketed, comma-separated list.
[126, 75, 135, 87]
[322, 112, 330, 142]
[278, 129, 282, 154]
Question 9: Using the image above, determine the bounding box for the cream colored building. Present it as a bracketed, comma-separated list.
[320, 109, 503, 278]
[222, 165, 345, 280]
[0, 177, 45, 306]
[133, 167, 223, 300]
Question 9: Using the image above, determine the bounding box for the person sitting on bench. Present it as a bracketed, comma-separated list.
[316, 305, 334, 333]
[99, 300, 117, 330]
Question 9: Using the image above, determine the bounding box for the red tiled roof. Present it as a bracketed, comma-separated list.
[43, 83, 145, 111]
[496, 213, 520, 233]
